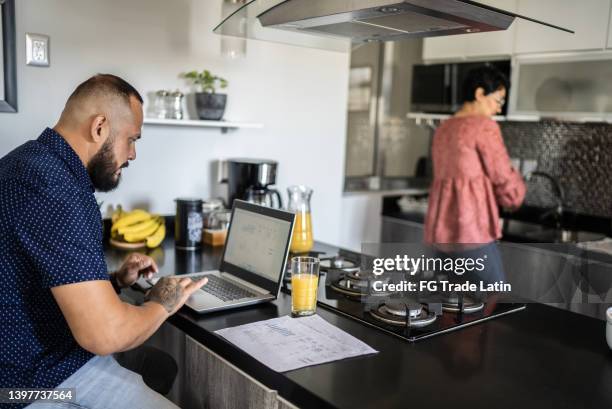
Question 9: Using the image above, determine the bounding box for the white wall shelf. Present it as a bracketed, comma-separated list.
[143, 118, 263, 133]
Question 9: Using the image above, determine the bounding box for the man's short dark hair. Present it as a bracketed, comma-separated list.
[68, 74, 143, 106]
[461, 66, 509, 103]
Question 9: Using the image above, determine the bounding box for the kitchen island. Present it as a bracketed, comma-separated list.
[106, 235, 612, 409]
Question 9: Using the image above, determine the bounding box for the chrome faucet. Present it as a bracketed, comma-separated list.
[525, 171, 565, 228]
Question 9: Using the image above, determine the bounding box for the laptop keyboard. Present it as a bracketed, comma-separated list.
[192, 274, 258, 302]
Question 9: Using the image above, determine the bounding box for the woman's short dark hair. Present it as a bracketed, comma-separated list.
[461, 66, 509, 103]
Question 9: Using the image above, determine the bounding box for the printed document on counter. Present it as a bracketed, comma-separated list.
[215, 314, 378, 372]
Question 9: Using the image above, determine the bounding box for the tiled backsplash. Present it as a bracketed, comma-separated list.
[500, 121, 612, 218]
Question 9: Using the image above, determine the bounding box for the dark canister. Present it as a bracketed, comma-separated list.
[175, 248, 203, 274]
[175, 198, 203, 250]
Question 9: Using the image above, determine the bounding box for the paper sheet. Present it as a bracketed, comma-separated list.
[215, 314, 378, 372]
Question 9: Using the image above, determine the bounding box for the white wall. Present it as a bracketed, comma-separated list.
[339, 194, 383, 251]
[0, 0, 350, 245]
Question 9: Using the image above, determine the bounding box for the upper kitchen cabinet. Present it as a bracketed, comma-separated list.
[422, 33, 468, 61]
[423, 0, 518, 61]
[510, 52, 612, 120]
[514, 0, 611, 54]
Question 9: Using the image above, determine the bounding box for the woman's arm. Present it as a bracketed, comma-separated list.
[476, 120, 526, 210]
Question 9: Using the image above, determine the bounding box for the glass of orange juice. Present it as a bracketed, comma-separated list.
[291, 256, 320, 317]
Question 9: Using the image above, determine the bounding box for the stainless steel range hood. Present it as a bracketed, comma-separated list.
[214, 0, 573, 52]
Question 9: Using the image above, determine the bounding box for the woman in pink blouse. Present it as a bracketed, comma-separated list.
[424, 66, 526, 283]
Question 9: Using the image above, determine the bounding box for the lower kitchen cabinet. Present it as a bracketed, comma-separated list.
[381, 216, 424, 243]
[140, 323, 300, 409]
[498, 243, 582, 303]
[184, 336, 281, 409]
[276, 396, 299, 409]
[379, 216, 609, 313]
[136, 321, 187, 405]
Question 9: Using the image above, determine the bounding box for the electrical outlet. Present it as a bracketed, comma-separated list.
[26, 33, 50, 67]
[510, 157, 521, 171]
[522, 159, 538, 177]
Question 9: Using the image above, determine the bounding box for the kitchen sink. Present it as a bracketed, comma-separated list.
[502, 219, 606, 244]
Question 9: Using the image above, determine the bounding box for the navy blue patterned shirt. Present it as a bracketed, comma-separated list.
[0, 128, 109, 394]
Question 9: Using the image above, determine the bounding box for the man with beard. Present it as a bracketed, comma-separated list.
[0, 74, 207, 408]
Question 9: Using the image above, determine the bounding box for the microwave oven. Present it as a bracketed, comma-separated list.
[411, 60, 511, 115]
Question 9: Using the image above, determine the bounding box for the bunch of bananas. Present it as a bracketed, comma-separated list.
[110, 207, 166, 248]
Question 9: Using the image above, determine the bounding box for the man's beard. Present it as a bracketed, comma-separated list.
[87, 137, 128, 192]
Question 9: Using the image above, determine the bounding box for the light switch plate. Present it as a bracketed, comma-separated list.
[522, 159, 538, 177]
[510, 157, 521, 171]
[26, 33, 50, 66]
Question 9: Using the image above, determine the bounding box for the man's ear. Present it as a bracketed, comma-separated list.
[90, 115, 108, 143]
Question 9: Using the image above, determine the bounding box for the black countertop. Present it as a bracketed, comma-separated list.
[105, 238, 612, 409]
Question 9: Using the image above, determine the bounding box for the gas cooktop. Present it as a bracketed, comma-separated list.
[284, 254, 525, 342]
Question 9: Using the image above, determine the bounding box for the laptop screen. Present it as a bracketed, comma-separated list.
[221, 201, 295, 293]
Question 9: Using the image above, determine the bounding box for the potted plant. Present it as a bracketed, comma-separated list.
[182, 70, 228, 120]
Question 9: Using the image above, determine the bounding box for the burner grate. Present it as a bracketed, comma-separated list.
[370, 302, 437, 328]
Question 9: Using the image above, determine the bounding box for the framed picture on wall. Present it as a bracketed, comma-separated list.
[0, 0, 17, 113]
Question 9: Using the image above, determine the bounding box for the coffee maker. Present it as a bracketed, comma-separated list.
[225, 158, 283, 209]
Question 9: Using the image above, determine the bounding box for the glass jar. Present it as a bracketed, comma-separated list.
[154, 90, 169, 119]
[170, 90, 184, 120]
[210, 210, 232, 230]
[202, 200, 224, 229]
[287, 185, 313, 254]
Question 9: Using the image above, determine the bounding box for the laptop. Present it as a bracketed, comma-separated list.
[149, 200, 295, 313]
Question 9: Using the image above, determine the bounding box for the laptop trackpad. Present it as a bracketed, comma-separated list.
[187, 290, 227, 311]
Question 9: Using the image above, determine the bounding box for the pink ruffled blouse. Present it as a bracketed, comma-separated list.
[424, 116, 526, 244]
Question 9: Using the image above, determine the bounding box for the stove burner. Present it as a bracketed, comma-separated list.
[320, 257, 359, 271]
[330, 271, 391, 297]
[370, 301, 437, 328]
[442, 295, 485, 314]
[345, 270, 373, 281]
[383, 302, 422, 318]
[331, 278, 367, 295]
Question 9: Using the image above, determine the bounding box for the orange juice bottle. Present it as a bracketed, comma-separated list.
[287, 186, 314, 253]
[291, 212, 313, 253]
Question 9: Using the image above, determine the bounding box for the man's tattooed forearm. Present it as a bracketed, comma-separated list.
[145, 277, 182, 313]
